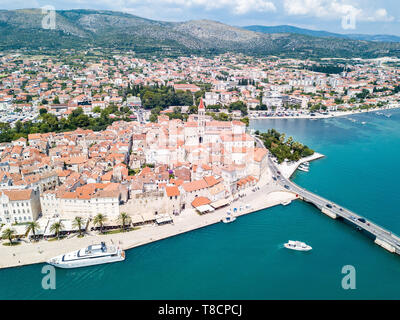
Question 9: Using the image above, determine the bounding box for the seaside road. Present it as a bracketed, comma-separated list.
[266, 154, 400, 256]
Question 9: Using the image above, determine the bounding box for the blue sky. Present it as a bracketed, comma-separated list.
[2, 0, 400, 35]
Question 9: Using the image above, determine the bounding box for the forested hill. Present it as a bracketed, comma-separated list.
[1, 9, 400, 59]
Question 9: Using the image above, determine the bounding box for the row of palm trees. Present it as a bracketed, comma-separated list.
[93, 212, 131, 233]
[1, 212, 133, 245]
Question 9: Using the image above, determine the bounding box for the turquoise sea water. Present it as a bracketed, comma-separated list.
[1, 110, 400, 299]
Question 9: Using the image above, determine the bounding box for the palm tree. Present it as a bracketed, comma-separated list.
[50, 221, 64, 240]
[73, 216, 84, 236]
[25, 221, 40, 240]
[118, 212, 131, 232]
[93, 214, 107, 234]
[2, 228, 15, 245]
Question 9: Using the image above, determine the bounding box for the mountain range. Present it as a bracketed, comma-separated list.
[1, 9, 400, 59]
[243, 25, 400, 43]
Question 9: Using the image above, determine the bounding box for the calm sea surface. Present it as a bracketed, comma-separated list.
[1, 109, 400, 299]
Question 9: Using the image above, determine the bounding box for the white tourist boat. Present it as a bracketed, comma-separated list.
[284, 240, 312, 251]
[222, 210, 236, 224]
[47, 242, 125, 269]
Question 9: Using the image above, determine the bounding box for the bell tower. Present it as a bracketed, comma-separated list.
[198, 98, 205, 144]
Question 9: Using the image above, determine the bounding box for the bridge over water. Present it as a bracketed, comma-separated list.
[255, 136, 400, 256]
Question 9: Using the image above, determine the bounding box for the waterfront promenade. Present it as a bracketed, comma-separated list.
[251, 104, 400, 120]
[0, 169, 295, 269]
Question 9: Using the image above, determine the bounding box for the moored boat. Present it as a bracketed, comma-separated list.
[298, 164, 309, 172]
[47, 242, 125, 269]
[222, 210, 236, 223]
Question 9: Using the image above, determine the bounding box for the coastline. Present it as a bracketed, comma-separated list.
[277, 153, 325, 179]
[0, 178, 296, 270]
[0, 152, 325, 270]
[250, 105, 399, 120]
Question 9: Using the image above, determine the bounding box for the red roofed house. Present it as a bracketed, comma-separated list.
[164, 185, 182, 215]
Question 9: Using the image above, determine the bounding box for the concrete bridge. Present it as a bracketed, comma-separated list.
[267, 156, 400, 255]
[254, 135, 400, 256]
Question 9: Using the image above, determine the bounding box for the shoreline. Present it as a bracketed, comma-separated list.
[250, 105, 400, 120]
[0, 152, 325, 270]
[0, 178, 297, 270]
[277, 152, 326, 179]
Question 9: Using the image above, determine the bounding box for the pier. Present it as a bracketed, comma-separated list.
[267, 156, 400, 256]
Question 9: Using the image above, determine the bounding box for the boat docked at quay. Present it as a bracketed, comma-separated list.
[222, 210, 236, 224]
[47, 242, 125, 269]
[297, 162, 310, 172]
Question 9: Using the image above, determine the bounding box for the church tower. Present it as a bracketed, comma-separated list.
[198, 98, 205, 144]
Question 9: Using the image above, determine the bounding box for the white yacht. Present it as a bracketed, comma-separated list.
[222, 210, 236, 224]
[284, 240, 312, 251]
[298, 163, 309, 172]
[47, 242, 125, 269]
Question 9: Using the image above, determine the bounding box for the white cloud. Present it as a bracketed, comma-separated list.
[283, 0, 393, 22]
[283, 0, 360, 18]
[160, 0, 276, 14]
[79, 0, 276, 15]
[368, 8, 394, 22]
[232, 0, 276, 15]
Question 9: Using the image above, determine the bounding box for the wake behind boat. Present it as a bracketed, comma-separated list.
[284, 240, 312, 251]
[47, 242, 125, 269]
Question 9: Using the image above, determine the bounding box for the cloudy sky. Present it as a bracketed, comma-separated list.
[2, 0, 400, 35]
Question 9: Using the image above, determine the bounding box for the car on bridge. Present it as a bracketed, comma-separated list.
[284, 185, 290, 190]
[358, 218, 366, 223]
[326, 204, 333, 209]
[349, 216, 357, 221]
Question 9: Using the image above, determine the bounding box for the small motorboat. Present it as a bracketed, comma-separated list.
[222, 210, 236, 224]
[284, 240, 312, 251]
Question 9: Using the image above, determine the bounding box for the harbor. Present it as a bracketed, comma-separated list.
[1, 111, 400, 299]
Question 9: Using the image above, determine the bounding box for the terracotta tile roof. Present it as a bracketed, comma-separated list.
[191, 196, 211, 208]
[1, 189, 32, 201]
[165, 186, 180, 197]
[182, 179, 208, 192]
[254, 148, 268, 162]
[203, 175, 219, 187]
